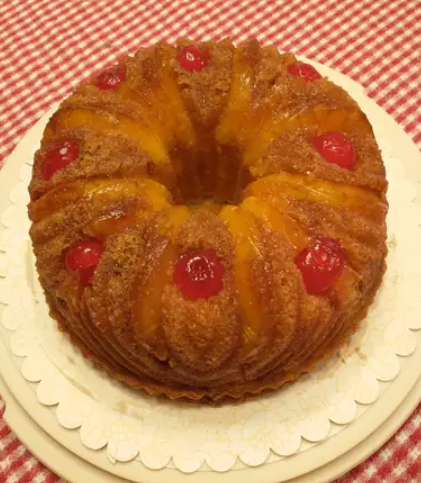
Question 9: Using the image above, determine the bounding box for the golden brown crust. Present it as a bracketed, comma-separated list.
[28, 39, 388, 401]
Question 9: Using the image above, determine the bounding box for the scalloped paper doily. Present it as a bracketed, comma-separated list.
[2, 97, 421, 474]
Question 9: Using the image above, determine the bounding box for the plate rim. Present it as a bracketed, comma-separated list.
[1, 339, 421, 483]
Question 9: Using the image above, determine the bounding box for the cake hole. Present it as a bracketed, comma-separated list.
[176, 157, 251, 207]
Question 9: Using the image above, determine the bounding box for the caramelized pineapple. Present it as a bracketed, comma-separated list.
[219, 205, 272, 360]
[131, 206, 191, 360]
[49, 109, 169, 165]
[153, 43, 197, 150]
[214, 43, 259, 202]
[82, 207, 138, 238]
[29, 178, 172, 222]
[244, 107, 372, 166]
[114, 83, 172, 143]
[131, 240, 174, 361]
[241, 196, 308, 250]
[129, 44, 200, 200]
[245, 173, 385, 219]
[216, 46, 255, 146]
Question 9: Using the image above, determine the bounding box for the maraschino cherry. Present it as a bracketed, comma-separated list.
[177, 45, 209, 72]
[174, 250, 223, 300]
[95, 65, 126, 90]
[40, 139, 79, 180]
[65, 239, 104, 286]
[295, 237, 344, 295]
[313, 132, 355, 170]
[288, 61, 322, 81]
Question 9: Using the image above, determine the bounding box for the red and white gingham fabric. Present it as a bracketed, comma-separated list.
[0, 0, 421, 481]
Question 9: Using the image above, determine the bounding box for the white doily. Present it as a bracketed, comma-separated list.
[1, 95, 421, 474]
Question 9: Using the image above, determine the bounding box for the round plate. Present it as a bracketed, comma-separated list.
[1, 61, 421, 482]
[1, 355, 420, 483]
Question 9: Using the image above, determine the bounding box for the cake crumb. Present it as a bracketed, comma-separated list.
[388, 235, 397, 249]
[357, 349, 367, 361]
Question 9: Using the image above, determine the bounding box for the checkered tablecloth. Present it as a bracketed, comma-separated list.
[1, 0, 421, 481]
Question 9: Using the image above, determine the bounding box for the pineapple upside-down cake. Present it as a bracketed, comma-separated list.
[28, 39, 388, 401]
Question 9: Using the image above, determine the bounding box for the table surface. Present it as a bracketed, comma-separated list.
[1, 0, 421, 481]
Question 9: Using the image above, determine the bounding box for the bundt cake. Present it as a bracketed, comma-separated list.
[28, 39, 388, 401]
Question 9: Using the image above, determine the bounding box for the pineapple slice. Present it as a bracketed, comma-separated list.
[156, 45, 201, 199]
[215, 46, 257, 201]
[216, 47, 254, 146]
[241, 196, 308, 250]
[131, 206, 191, 360]
[219, 205, 270, 359]
[114, 83, 172, 144]
[29, 178, 171, 222]
[116, 48, 196, 151]
[155, 206, 191, 238]
[153, 43, 196, 149]
[83, 207, 138, 238]
[245, 173, 384, 218]
[120, 44, 200, 199]
[49, 108, 169, 166]
[244, 107, 372, 166]
[131, 240, 174, 361]
[241, 195, 357, 292]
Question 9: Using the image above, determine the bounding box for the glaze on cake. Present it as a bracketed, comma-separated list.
[28, 39, 388, 401]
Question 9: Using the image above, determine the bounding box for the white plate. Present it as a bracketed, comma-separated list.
[1, 61, 421, 482]
[1, 350, 421, 483]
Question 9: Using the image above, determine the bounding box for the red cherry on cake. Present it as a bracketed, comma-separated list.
[41, 139, 79, 180]
[95, 65, 126, 90]
[65, 239, 104, 286]
[295, 237, 345, 295]
[288, 62, 322, 81]
[177, 45, 209, 72]
[313, 132, 355, 170]
[174, 250, 223, 300]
